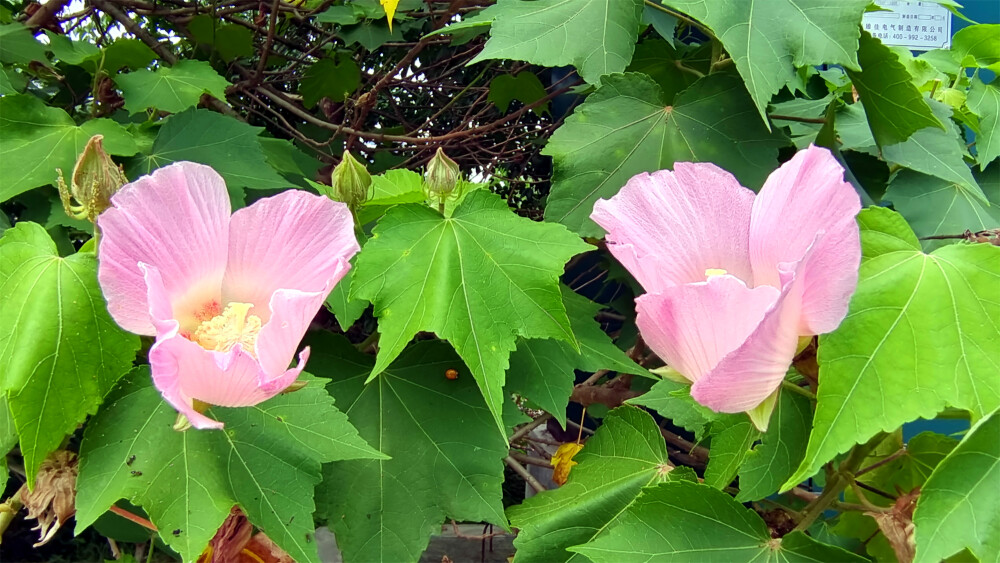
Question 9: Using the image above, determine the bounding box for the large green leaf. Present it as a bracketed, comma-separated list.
[75, 369, 383, 563]
[0, 223, 139, 486]
[115, 60, 231, 114]
[664, 0, 868, 123]
[848, 31, 944, 147]
[352, 190, 590, 431]
[0, 95, 138, 201]
[187, 16, 254, 62]
[703, 419, 758, 489]
[968, 77, 1000, 169]
[736, 391, 811, 501]
[489, 72, 549, 115]
[882, 98, 984, 202]
[508, 405, 692, 563]
[299, 56, 361, 108]
[128, 108, 289, 190]
[886, 168, 1000, 241]
[913, 409, 1000, 563]
[783, 207, 1000, 489]
[952, 24, 1000, 73]
[568, 480, 866, 562]
[507, 287, 648, 426]
[0, 23, 46, 64]
[543, 72, 785, 237]
[309, 334, 507, 563]
[467, 0, 643, 84]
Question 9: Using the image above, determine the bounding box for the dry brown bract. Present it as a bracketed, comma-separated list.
[20, 450, 78, 547]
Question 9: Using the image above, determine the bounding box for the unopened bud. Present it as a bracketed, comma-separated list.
[424, 148, 460, 198]
[56, 135, 128, 223]
[329, 151, 372, 210]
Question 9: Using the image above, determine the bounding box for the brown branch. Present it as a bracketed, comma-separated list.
[504, 455, 546, 494]
[569, 384, 640, 408]
[25, 0, 72, 27]
[251, 0, 281, 87]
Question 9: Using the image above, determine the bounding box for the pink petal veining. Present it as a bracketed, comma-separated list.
[97, 162, 358, 428]
[591, 145, 862, 416]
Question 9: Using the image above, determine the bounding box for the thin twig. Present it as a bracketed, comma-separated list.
[504, 455, 546, 494]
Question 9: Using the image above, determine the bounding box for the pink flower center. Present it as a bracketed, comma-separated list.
[189, 302, 263, 357]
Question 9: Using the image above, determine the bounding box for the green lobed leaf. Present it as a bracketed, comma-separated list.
[352, 189, 590, 431]
[968, 77, 1000, 169]
[913, 409, 1000, 563]
[508, 405, 691, 563]
[115, 60, 231, 114]
[507, 286, 649, 426]
[467, 0, 643, 84]
[628, 377, 740, 441]
[324, 256, 368, 331]
[703, 419, 759, 490]
[99, 38, 157, 72]
[75, 369, 383, 563]
[736, 390, 812, 501]
[0, 23, 47, 64]
[642, 4, 677, 46]
[664, 0, 868, 124]
[848, 31, 944, 147]
[882, 98, 984, 202]
[952, 24, 1000, 73]
[624, 40, 707, 105]
[300, 56, 361, 108]
[568, 480, 866, 562]
[308, 334, 508, 563]
[886, 168, 1000, 243]
[0, 94, 139, 202]
[783, 207, 1000, 490]
[0, 223, 139, 486]
[187, 16, 254, 62]
[45, 30, 100, 65]
[316, 5, 360, 25]
[543, 72, 786, 237]
[127, 108, 289, 190]
[488, 72, 549, 115]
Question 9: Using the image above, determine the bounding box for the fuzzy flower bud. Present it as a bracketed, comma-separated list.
[56, 135, 128, 223]
[329, 150, 372, 211]
[424, 148, 460, 198]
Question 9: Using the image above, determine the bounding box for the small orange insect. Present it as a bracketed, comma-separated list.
[445, 369, 459, 380]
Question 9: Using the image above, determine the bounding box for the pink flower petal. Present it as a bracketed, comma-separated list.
[591, 163, 755, 293]
[256, 277, 345, 378]
[223, 190, 359, 321]
[149, 333, 308, 430]
[691, 258, 808, 412]
[748, 145, 861, 334]
[636, 275, 781, 385]
[98, 162, 231, 335]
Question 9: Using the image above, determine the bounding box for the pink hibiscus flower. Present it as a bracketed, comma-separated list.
[97, 162, 359, 429]
[591, 145, 861, 429]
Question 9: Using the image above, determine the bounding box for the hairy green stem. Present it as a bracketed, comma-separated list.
[781, 380, 817, 401]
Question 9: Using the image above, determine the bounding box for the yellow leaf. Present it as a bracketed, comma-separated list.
[380, 0, 399, 31]
[550, 442, 584, 486]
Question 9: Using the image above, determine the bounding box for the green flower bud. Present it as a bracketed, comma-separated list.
[56, 135, 128, 223]
[424, 147, 460, 198]
[328, 150, 372, 211]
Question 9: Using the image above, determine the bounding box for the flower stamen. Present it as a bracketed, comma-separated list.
[704, 268, 728, 279]
[190, 302, 262, 356]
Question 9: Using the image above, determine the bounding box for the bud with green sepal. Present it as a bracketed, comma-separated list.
[56, 135, 128, 224]
[424, 147, 462, 214]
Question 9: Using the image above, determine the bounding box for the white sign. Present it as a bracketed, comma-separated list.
[862, 1, 952, 51]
